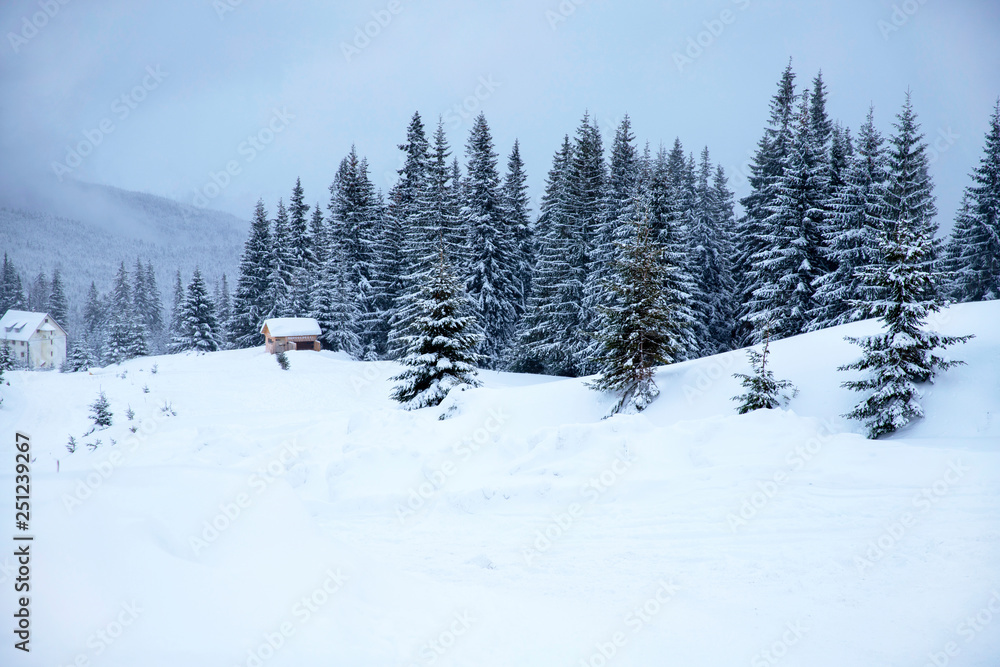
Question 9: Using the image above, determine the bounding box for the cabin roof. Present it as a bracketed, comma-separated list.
[0, 310, 67, 341]
[261, 317, 321, 338]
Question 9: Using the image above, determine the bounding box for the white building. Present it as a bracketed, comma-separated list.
[0, 310, 68, 370]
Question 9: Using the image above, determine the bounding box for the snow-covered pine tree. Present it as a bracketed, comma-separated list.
[808, 70, 834, 203]
[589, 200, 683, 415]
[61, 339, 93, 373]
[840, 93, 971, 439]
[502, 138, 533, 317]
[167, 270, 185, 353]
[288, 177, 313, 316]
[512, 136, 579, 375]
[734, 61, 799, 346]
[744, 91, 828, 341]
[106, 262, 146, 364]
[48, 268, 69, 327]
[230, 200, 273, 348]
[386, 114, 437, 359]
[810, 106, 890, 329]
[0, 254, 26, 314]
[688, 148, 737, 355]
[312, 223, 362, 357]
[82, 281, 106, 360]
[265, 198, 295, 319]
[462, 113, 520, 368]
[143, 261, 164, 352]
[829, 122, 854, 192]
[177, 268, 220, 353]
[584, 115, 638, 364]
[643, 146, 700, 361]
[947, 100, 1000, 302]
[329, 147, 382, 353]
[28, 272, 49, 312]
[390, 243, 482, 410]
[731, 326, 796, 413]
[90, 391, 113, 428]
[215, 274, 231, 348]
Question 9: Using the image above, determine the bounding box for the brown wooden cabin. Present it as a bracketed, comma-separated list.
[260, 318, 322, 353]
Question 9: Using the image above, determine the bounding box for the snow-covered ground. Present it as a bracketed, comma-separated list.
[1, 302, 998, 666]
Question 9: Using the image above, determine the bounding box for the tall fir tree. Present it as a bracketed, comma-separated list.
[502, 138, 533, 317]
[390, 244, 482, 410]
[947, 100, 1000, 302]
[0, 254, 26, 314]
[734, 61, 799, 345]
[744, 91, 828, 341]
[265, 199, 295, 318]
[28, 272, 49, 312]
[514, 136, 582, 375]
[840, 93, 969, 438]
[288, 177, 312, 315]
[810, 107, 890, 329]
[462, 113, 520, 368]
[48, 268, 69, 327]
[168, 270, 186, 352]
[230, 200, 273, 348]
[176, 268, 220, 353]
[106, 262, 146, 364]
[590, 202, 685, 415]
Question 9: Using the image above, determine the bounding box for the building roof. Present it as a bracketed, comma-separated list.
[261, 317, 321, 337]
[0, 310, 66, 341]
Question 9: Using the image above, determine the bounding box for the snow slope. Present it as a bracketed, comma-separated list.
[0, 301, 998, 666]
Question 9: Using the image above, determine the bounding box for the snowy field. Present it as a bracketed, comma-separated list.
[1, 301, 999, 666]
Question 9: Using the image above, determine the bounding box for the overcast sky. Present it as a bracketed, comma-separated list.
[1, 0, 998, 231]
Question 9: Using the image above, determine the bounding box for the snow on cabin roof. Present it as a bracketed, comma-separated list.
[0, 310, 65, 341]
[261, 317, 321, 337]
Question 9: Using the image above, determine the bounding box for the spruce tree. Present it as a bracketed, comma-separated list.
[143, 261, 164, 352]
[840, 94, 971, 439]
[734, 61, 799, 345]
[230, 200, 273, 348]
[28, 272, 49, 312]
[48, 268, 69, 326]
[590, 203, 683, 415]
[288, 177, 312, 316]
[947, 100, 1000, 302]
[513, 136, 580, 375]
[177, 268, 220, 353]
[167, 270, 186, 353]
[745, 92, 827, 341]
[688, 148, 737, 354]
[0, 254, 26, 314]
[390, 245, 482, 410]
[462, 113, 520, 368]
[106, 262, 145, 364]
[732, 328, 796, 413]
[810, 107, 890, 329]
[90, 391, 113, 428]
[502, 139, 533, 317]
[329, 147, 382, 353]
[266, 199, 295, 318]
[584, 115, 638, 361]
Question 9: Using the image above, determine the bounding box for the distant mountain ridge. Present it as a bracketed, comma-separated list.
[0, 181, 248, 322]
